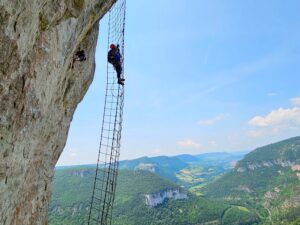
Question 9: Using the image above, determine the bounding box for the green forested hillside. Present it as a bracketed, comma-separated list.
[49, 138, 300, 224]
[49, 168, 258, 225]
[204, 136, 300, 224]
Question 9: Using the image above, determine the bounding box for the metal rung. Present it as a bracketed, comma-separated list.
[102, 136, 113, 140]
[103, 122, 114, 125]
[100, 144, 115, 148]
[95, 168, 114, 175]
[95, 188, 113, 195]
[102, 129, 113, 132]
[104, 108, 116, 110]
[92, 196, 102, 203]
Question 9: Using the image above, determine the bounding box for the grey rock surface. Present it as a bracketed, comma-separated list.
[0, 0, 115, 224]
[144, 189, 188, 208]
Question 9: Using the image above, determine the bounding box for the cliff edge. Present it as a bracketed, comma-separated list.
[0, 0, 115, 224]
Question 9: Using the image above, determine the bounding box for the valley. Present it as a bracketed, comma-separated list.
[49, 137, 300, 225]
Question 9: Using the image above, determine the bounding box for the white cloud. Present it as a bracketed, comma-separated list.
[153, 148, 161, 154]
[291, 97, 300, 106]
[268, 92, 278, 97]
[248, 107, 300, 127]
[247, 129, 265, 138]
[198, 114, 228, 125]
[209, 140, 217, 147]
[70, 152, 78, 157]
[177, 139, 201, 148]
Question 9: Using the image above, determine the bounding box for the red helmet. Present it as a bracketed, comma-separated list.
[110, 44, 116, 49]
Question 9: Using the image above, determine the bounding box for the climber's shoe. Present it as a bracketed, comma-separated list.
[118, 79, 125, 85]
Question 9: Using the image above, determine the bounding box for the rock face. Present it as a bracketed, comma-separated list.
[135, 163, 157, 173]
[144, 189, 188, 208]
[0, 0, 115, 224]
[235, 160, 296, 172]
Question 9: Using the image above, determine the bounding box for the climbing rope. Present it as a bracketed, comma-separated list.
[88, 0, 126, 224]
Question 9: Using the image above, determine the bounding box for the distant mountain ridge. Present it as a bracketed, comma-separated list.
[56, 151, 246, 169]
[56, 152, 246, 191]
[118, 152, 245, 185]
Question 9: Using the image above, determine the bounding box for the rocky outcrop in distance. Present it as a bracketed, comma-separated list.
[144, 189, 188, 208]
[236, 160, 297, 172]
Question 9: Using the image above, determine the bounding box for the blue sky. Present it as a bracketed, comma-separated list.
[57, 0, 300, 165]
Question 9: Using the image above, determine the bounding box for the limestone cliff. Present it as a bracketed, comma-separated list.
[144, 189, 188, 208]
[0, 0, 115, 224]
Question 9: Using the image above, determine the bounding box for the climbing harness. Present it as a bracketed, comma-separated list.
[87, 0, 126, 224]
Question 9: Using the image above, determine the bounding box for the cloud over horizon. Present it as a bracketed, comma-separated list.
[291, 97, 300, 106]
[70, 152, 78, 157]
[177, 139, 201, 148]
[248, 107, 300, 127]
[247, 105, 300, 139]
[198, 114, 228, 125]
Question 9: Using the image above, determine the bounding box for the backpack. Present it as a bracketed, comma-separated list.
[108, 50, 115, 64]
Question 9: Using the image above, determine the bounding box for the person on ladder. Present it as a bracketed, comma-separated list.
[108, 44, 125, 85]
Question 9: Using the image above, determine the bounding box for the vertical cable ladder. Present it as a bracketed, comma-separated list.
[88, 0, 126, 224]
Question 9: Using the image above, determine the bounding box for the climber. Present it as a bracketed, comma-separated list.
[108, 44, 125, 85]
[70, 50, 86, 69]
